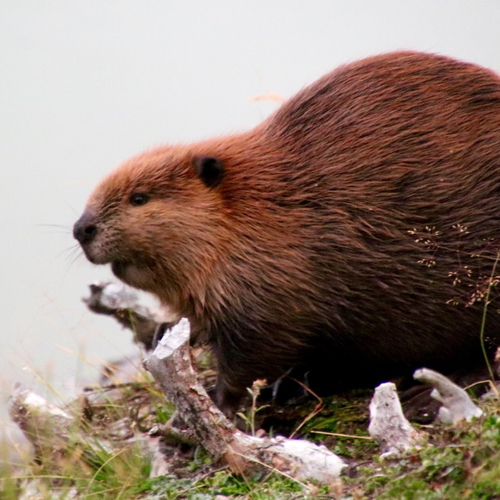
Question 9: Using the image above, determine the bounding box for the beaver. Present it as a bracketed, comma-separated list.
[74, 51, 500, 412]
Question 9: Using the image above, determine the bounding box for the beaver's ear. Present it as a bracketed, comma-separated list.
[193, 155, 225, 189]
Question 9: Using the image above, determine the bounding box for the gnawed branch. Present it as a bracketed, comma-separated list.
[144, 318, 346, 486]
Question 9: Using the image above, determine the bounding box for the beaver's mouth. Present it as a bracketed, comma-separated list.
[79, 243, 111, 266]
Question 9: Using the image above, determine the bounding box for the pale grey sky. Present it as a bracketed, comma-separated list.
[1, 1, 500, 433]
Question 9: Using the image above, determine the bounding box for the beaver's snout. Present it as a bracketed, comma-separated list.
[73, 212, 98, 246]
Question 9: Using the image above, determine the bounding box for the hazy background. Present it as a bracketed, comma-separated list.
[2, 0, 500, 450]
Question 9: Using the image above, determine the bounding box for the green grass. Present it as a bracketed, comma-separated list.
[141, 472, 306, 500]
[3, 371, 500, 499]
[343, 406, 500, 500]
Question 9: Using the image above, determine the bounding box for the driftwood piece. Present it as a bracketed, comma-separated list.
[144, 318, 345, 485]
[414, 368, 483, 424]
[9, 386, 74, 463]
[9, 386, 122, 470]
[83, 282, 164, 350]
[368, 382, 427, 457]
[10, 384, 173, 479]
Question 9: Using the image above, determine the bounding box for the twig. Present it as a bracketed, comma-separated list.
[310, 430, 372, 440]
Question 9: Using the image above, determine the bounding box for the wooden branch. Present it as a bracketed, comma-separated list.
[144, 318, 345, 485]
[9, 387, 74, 464]
[83, 282, 167, 350]
[414, 368, 483, 424]
[368, 382, 427, 458]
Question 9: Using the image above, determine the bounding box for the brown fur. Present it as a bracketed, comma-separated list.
[75, 51, 500, 411]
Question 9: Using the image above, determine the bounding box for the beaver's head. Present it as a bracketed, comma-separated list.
[73, 146, 227, 306]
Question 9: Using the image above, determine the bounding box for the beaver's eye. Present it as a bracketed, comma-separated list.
[129, 193, 150, 206]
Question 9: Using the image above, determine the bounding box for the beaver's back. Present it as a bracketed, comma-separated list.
[204, 52, 500, 409]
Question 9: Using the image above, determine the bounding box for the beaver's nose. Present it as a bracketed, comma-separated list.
[73, 212, 98, 245]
